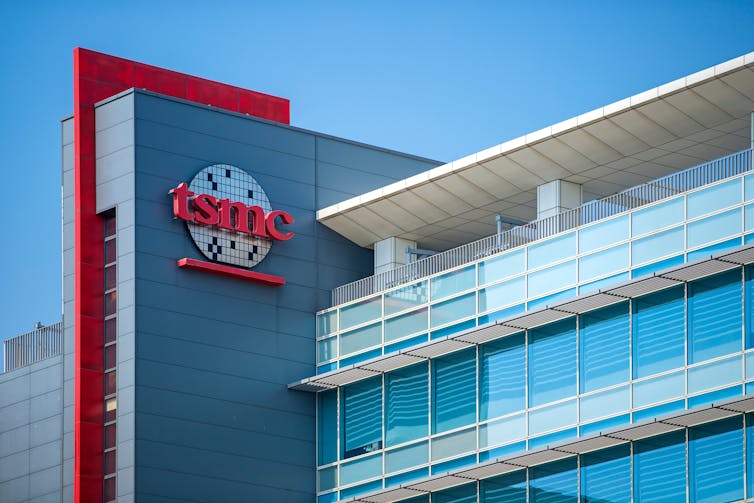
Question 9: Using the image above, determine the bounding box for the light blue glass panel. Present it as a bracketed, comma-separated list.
[632, 286, 685, 378]
[687, 237, 742, 261]
[317, 362, 337, 374]
[385, 363, 428, 447]
[431, 454, 476, 475]
[480, 441, 526, 462]
[747, 351, 754, 379]
[430, 293, 475, 329]
[317, 310, 337, 338]
[481, 470, 527, 503]
[579, 302, 629, 392]
[579, 244, 629, 282]
[529, 457, 578, 503]
[318, 492, 338, 503]
[318, 390, 338, 465]
[633, 400, 685, 423]
[339, 453, 382, 486]
[632, 227, 684, 265]
[480, 333, 525, 420]
[432, 348, 476, 433]
[317, 337, 337, 363]
[689, 417, 744, 503]
[385, 468, 428, 488]
[529, 318, 577, 407]
[528, 260, 576, 298]
[384, 308, 428, 342]
[385, 441, 428, 474]
[478, 249, 525, 286]
[530, 428, 577, 450]
[581, 444, 631, 503]
[687, 208, 742, 248]
[688, 355, 741, 394]
[318, 466, 337, 491]
[747, 413, 754, 497]
[434, 483, 477, 503]
[431, 266, 475, 302]
[384, 333, 428, 355]
[688, 269, 742, 364]
[633, 370, 685, 408]
[527, 288, 576, 310]
[431, 427, 476, 461]
[479, 413, 526, 448]
[478, 276, 525, 312]
[687, 178, 741, 219]
[340, 296, 381, 330]
[688, 385, 741, 409]
[339, 479, 382, 499]
[580, 385, 630, 422]
[340, 348, 381, 368]
[478, 303, 525, 325]
[746, 204, 754, 231]
[632, 197, 684, 237]
[579, 215, 629, 254]
[580, 414, 630, 437]
[579, 272, 629, 295]
[528, 232, 577, 269]
[340, 322, 381, 356]
[747, 265, 754, 350]
[746, 174, 754, 201]
[342, 377, 382, 458]
[529, 399, 577, 435]
[430, 319, 476, 340]
[634, 430, 686, 503]
[385, 281, 428, 316]
[631, 255, 684, 279]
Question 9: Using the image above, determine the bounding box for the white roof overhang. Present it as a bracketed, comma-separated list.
[318, 52, 754, 250]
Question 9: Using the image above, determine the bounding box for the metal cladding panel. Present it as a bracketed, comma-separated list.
[128, 91, 438, 502]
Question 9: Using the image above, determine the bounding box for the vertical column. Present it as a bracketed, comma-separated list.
[103, 212, 117, 501]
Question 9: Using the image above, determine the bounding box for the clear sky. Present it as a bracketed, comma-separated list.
[0, 0, 753, 343]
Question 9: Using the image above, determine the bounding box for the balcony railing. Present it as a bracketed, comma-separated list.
[332, 148, 753, 306]
[3, 321, 63, 372]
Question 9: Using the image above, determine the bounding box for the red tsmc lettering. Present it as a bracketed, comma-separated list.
[169, 182, 294, 240]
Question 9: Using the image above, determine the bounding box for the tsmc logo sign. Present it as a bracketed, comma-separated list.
[169, 164, 292, 285]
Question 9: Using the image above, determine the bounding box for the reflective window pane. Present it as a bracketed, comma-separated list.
[105, 239, 116, 264]
[385, 308, 428, 342]
[339, 453, 381, 486]
[579, 302, 629, 392]
[529, 399, 576, 435]
[434, 483, 477, 503]
[481, 470, 527, 503]
[340, 296, 381, 331]
[529, 318, 576, 407]
[105, 345, 116, 371]
[478, 277, 525, 312]
[479, 413, 525, 448]
[104, 477, 116, 502]
[317, 389, 337, 465]
[104, 318, 116, 344]
[431, 427, 476, 461]
[316, 310, 337, 338]
[385, 281, 428, 315]
[632, 286, 685, 378]
[689, 417, 744, 503]
[687, 178, 741, 219]
[581, 444, 631, 503]
[633, 370, 685, 409]
[105, 265, 116, 291]
[104, 450, 116, 475]
[579, 244, 629, 282]
[105, 291, 117, 317]
[633, 430, 686, 503]
[340, 322, 381, 356]
[341, 377, 382, 458]
[687, 208, 741, 249]
[105, 423, 116, 449]
[431, 266, 475, 301]
[105, 397, 116, 422]
[632, 197, 684, 237]
[317, 337, 337, 363]
[105, 371, 116, 396]
[480, 333, 525, 420]
[529, 457, 578, 503]
[430, 293, 475, 329]
[386, 441, 428, 473]
[478, 249, 525, 286]
[528, 232, 576, 269]
[579, 215, 629, 254]
[104, 214, 116, 237]
[632, 227, 684, 265]
[432, 348, 476, 433]
[688, 269, 742, 364]
[386, 363, 428, 446]
[528, 260, 576, 298]
[580, 385, 630, 422]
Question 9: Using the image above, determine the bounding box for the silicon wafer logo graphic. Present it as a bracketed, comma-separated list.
[169, 164, 294, 270]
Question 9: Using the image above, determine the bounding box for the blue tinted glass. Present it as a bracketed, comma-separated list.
[579, 215, 629, 254]
[634, 430, 686, 503]
[688, 355, 741, 394]
[689, 417, 744, 503]
[578, 272, 629, 295]
[318, 389, 338, 465]
[385, 467, 428, 487]
[342, 377, 382, 458]
[529, 318, 577, 407]
[631, 255, 684, 279]
[385, 363, 428, 447]
[581, 444, 631, 503]
[632, 227, 684, 265]
[317, 310, 337, 337]
[340, 453, 382, 486]
[632, 286, 685, 378]
[528, 260, 577, 298]
[688, 269, 742, 364]
[430, 319, 476, 340]
[687, 208, 742, 248]
[747, 413, 754, 497]
[431, 266, 475, 301]
[430, 293, 476, 329]
[478, 276, 526, 312]
[480, 333, 526, 420]
[385, 308, 428, 342]
[529, 232, 577, 269]
[579, 302, 629, 392]
[385, 281, 428, 315]
[632, 197, 684, 237]
[340, 296, 381, 330]
[481, 470, 527, 503]
[687, 178, 741, 219]
[478, 249, 525, 286]
[529, 400, 576, 435]
[317, 337, 337, 363]
[339, 479, 383, 500]
[340, 322, 381, 356]
[579, 244, 629, 282]
[527, 288, 577, 310]
[529, 457, 578, 503]
[433, 483, 477, 503]
[433, 348, 476, 433]
[747, 204, 754, 231]
[748, 265, 754, 349]
[579, 385, 630, 422]
[686, 236, 742, 262]
[746, 174, 754, 201]
[385, 441, 428, 473]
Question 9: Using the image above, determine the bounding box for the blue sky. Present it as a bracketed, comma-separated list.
[0, 0, 753, 343]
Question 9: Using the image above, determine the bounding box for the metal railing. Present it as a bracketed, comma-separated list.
[3, 321, 63, 372]
[332, 148, 753, 306]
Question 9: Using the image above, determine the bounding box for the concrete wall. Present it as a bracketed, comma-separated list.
[0, 356, 64, 503]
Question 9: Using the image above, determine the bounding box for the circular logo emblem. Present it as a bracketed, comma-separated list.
[186, 164, 272, 268]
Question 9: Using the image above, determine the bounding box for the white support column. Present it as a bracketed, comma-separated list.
[374, 237, 416, 274]
[537, 179, 582, 220]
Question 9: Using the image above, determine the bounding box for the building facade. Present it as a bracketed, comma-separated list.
[1, 48, 754, 503]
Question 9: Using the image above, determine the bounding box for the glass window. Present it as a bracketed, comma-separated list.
[687, 178, 741, 219]
[632, 286, 685, 378]
[529, 457, 578, 503]
[747, 265, 754, 349]
[480, 333, 525, 420]
[434, 483, 477, 503]
[105, 238, 116, 263]
[385, 441, 428, 473]
[318, 466, 337, 491]
[105, 291, 117, 317]
[385, 363, 428, 447]
[529, 318, 577, 407]
[632, 197, 684, 237]
[745, 204, 754, 231]
[632, 227, 684, 265]
[688, 355, 741, 394]
[105, 265, 116, 291]
[430, 293, 475, 329]
[633, 430, 686, 503]
[104, 450, 116, 475]
[579, 215, 629, 254]
[529, 399, 577, 435]
[580, 385, 630, 422]
[479, 413, 525, 449]
[341, 377, 382, 459]
[581, 444, 631, 503]
[317, 310, 337, 338]
[340, 296, 381, 331]
[104, 477, 116, 502]
[317, 337, 337, 363]
[432, 348, 476, 433]
[105, 318, 116, 344]
[105, 371, 116, 396]
[340, 322, 381, 356]
[633, 370, 685, 409]
[747, 413, 754, 497]
[528, 232, 577, 269]
[385, 308, 428, 342]
[105, 423, 116, 449]
[688, 269, 742, 364]
[579, 244, 629, 282]
[478, 249, 525, 286]
[339, 453, 382, 486]
[431, 427, 476, 461]
[385, 281, 428, 316]
[431, 266, 475, 302]
[481, 470, 527, 503]
[687, 208, 742, 249]
[746, 174, 754, 201]
[478, 277, 525, 312]
[689, 417, 744, 503]
[528, 260, 577, 298]
[318, 390, 338, 465]
[579, 303, 629, 392]
[105, 345, 116, 370]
